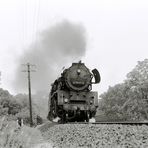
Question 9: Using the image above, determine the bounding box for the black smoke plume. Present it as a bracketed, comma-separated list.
[13, 20, 87, 93]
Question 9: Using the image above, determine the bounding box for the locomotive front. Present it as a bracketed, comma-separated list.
[47, 61, 101, 123]
[63, 62, 92, 91]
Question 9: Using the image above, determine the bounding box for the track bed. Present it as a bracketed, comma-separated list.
[40, 122, 148, 148]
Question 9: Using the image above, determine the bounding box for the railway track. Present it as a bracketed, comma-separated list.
[65, 121, 148, 126]
[39, 121, 148, 132]
[40, 120, 148, 148]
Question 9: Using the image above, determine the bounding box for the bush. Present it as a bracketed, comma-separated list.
[0, 116, 44, 148]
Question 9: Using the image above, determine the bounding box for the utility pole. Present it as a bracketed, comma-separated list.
[22, 63, 36, 127]
[27, 63, 33, 127]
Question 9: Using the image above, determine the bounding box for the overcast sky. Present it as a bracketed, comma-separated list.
[0, 0, 148, 95]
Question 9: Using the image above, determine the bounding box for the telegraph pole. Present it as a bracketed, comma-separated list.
[22, 63, 36, 127]
[27, 63, 33, 127]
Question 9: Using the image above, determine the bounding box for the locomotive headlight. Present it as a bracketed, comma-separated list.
[64, 98, 68, 103]
[90, 100, 94, 104]
[77, 69, 81, 75]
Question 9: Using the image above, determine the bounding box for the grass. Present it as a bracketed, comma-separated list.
[0, 116, 48, 148]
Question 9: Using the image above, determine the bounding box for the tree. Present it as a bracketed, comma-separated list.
[126, 59, 148, 119]
[126, 59, 148, 87]
[99, 83, 130, 121]
[98, 59, 148, 121]
[0, 88, 12, 116]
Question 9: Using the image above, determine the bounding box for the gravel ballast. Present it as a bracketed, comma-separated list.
[42, 124, 148, 148]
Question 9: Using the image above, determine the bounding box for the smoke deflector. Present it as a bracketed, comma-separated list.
[92, 69, 101, 84]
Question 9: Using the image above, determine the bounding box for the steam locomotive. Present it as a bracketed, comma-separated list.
[47, 61, 101, 123]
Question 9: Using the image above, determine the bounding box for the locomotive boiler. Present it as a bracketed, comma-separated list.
[47, 61, 101, 123]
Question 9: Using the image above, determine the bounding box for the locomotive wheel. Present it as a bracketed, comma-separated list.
[50, 98, 58, 119]
[66, 111, 76, 121]
[59, 114, 67, 124]
[51, 98, 67, 123]
[47, 111, 53, 121]
[85, 111, 90, 122]
[57, 106, 65, 118]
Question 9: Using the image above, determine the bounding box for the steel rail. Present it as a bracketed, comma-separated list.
[65, 121, 148, 125]
[39, 121, 148, 132]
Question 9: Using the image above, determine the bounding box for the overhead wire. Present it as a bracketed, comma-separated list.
[32, 0, 41, 44]
[22, 0, 41, 49]
[35, 0, 41, 42]
[22, 0, 25, 48]
[32, 0, 36, 44]
[22, 0, 28, 48]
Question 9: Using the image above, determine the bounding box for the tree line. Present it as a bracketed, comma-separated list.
[0, 89, 44, 126]
[98, 59, 148, 121]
